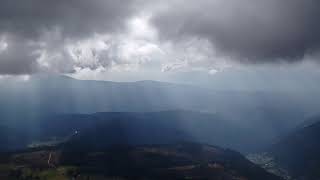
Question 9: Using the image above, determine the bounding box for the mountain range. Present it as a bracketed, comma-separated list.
[0, 75, 318, 153]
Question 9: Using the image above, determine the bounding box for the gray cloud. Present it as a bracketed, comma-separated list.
[0, 0, 139, 74]
[0, 36, 40, 74]
[1, 0, 320, 75]
[151, 0, 320, 62]
[0, 0, 137, 39]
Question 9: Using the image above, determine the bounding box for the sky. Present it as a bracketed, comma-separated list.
[0, 0, 320, 89]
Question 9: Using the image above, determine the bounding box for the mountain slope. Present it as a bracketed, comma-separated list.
[11, 111, 258, 152]
[0, 143, 283, 180]
[269, 116, 320, 179]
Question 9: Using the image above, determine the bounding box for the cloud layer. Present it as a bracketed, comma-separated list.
[0, 35, 39, 74]
[0, 0, 137, 39]
[151, 0, 320, 62]
[0, 0, 319, 75]
[0, 0, 138, 74]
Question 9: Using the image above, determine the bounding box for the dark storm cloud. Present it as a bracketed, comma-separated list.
[0, 38, 38, 74]
[151, 0, 320, 62]
[1, 0, 320, 75]
[0, 0, 138, 74]
[0, 0, 137, 39]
